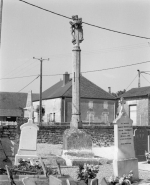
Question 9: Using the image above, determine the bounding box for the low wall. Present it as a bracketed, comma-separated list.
[1, 125, 150, 147]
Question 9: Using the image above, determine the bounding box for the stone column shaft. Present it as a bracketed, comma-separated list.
[71, 45, 81, 128]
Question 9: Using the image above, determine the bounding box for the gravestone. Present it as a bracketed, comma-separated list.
[15, 91, 39, 165]
[113, 98, 139, 181]
[134, 128, 148, 161]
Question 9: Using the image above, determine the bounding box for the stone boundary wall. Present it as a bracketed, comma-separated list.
[0, 125, 150, 147]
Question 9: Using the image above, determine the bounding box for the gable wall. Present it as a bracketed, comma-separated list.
[119, 97, 149, 126]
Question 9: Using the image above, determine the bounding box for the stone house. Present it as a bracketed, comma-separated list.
[0, 92, 38, 121]
[33, 73, 116, 125]
[119, 86, 150, 126]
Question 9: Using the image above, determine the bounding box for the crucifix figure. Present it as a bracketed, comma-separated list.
[70, 15, 84, 45]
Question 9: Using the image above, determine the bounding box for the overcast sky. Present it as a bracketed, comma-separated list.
[1, 0, 150, 94]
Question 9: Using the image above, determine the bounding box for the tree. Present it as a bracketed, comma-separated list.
[35, 105, 45, 116]
[111, 89, 126, 98]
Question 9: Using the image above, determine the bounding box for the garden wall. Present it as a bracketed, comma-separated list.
[0, 125, 150, 147]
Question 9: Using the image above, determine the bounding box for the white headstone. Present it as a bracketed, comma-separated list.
[15, 91, 39, 165]
[113, 98, 139, 181]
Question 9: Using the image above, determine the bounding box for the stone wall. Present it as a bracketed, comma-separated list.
[1, 125, 150, 147]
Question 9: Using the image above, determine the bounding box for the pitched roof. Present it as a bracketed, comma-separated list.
[120, 86, 150, 98]
[0, 92, 39, 116]
[34, 75, 116, 101]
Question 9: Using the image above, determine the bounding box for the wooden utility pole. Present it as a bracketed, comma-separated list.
[137, 69, 140, 88]
[0, 0, 3, 47]
[33, 57, 49, 125]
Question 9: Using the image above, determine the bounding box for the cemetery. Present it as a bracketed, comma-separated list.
[0, 15, 150, 185]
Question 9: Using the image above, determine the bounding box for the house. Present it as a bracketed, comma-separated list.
[33, 72, 116, 125]
[119, 86, 150, 126]
[0, 92, 39, 121]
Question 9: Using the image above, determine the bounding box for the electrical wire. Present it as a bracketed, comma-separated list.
[141, 72, 150, 75]
[82, 43, 148, 55]
[141, 74, 150, 84]
[19, 0, 150, 40]
[81, 60, 150, 74]
[0, 75, 39, 80]
[125, 74, 138, 90]
[2, 59, 34, 79]
[1, 60, 150, 79]
[18, 75, 40, 92]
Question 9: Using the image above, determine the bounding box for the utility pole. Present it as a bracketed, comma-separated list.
[137, 69, 140, 88]
[33, 57, 49, 125]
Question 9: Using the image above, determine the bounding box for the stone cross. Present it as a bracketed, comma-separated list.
[69, 15, 83, 128]
[70, 15, 83, 46]
[119, 97, 126, 114]
[24, 91, 34, 121]
[25, 105, 34, 120]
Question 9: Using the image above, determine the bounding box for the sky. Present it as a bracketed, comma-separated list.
[1, 0, 150, 94]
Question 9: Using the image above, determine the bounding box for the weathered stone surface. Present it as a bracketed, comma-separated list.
[113, 99, 139, 181]
[49, 175, 76, 185]
[63, 128, 92, 150]
[134, 128, 148, 161]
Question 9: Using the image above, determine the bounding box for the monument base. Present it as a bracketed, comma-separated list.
[15, 153, 39, 165]
[113, 158, 139, 181]
[62, 128, 99, 166]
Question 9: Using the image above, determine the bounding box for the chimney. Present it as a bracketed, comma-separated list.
[63, 72, 70, 86]
[108, 87, 111, 93]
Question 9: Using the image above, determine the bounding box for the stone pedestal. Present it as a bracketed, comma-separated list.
[62, 128, 98, 166]
[113, 98, 139, 181]
[113, 158, 139, 180]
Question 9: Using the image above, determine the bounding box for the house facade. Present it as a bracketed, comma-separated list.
[33, 73, 116, 125]
[119, 86, 150, 126]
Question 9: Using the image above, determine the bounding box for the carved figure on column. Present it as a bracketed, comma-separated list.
[70, 15, 84, 45]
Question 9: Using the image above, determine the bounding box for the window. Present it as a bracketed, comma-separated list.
[129, 105, 137, 125]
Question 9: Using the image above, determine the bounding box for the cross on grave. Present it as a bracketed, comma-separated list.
[119, 97, 126, 115]
[24, 105, 34, 121]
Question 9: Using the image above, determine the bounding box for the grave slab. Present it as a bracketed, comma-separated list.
[113, 98, 139, 181]
[62, 128, 97, 166]
[49, 175, 76, 185]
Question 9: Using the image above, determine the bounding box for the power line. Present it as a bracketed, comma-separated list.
[1, 60, 150, 79]
[82, 43, 148, 55]
[19, 0, 150, 40]
[0, 75, 38, 80]
[141, 74, 150, 84]
[81, 61, 150, 74]
[2, 59, 34, 79]
[125, 74, 138, 90]
[141, 72, 150, 75]
[18, 75, 40, 92]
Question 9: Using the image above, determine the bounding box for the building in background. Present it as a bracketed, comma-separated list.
[119, 86, 150, 126]
[0, 92, 38, 121]
[33, 72, 116, 125]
